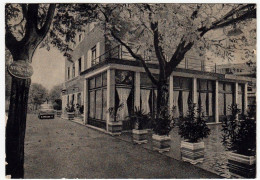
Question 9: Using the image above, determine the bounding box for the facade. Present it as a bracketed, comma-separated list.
[62, 23, 251, 134]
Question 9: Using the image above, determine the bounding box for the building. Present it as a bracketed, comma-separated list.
[62, 22, 251, 135]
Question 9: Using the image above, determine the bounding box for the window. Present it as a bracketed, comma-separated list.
[91, 46, 97, 65]
[67, 67, 70, 80]
[72, 63, 75, 78]
[78, 58, 81, 75]
[79, 34, 83, 42]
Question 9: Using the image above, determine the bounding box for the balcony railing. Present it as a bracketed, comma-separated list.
[90, 45, 224, 74]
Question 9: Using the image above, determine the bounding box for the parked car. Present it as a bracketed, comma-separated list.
[38, 104, 55, 119]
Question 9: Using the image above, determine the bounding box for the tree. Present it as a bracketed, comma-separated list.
[28, 83, 48, 111]
[5, 4, 96, 178]
[98, 4, 256, 120]
[48, 84, 63, 110]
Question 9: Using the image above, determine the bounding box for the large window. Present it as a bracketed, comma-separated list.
[197, 79, 215, 122]
[72, 63, 75, 78]
[173, 77, 192, 118]
[88, 72, 107, 129]
[218, 82, 234, 121]
[67, 67, 70, 80]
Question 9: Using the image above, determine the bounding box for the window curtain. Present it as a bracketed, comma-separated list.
[173, 91, 179, 118]
[200, 92, 207, 114]
[183, 91, 190, 116]
[102, 89, 107, 121]
[89, 91, 95, 118]
[218, 93, 225, 116]
[208, 92, 213, 116]
[117, 88, 131, 121]
[95, 90, 102, 119]
[226, 94, 233, 115]
[141, 89, 151, 114]
[237, 94, 243, 111]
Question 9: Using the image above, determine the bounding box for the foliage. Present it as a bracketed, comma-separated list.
[178, 103, 210, 143]
[28, 83, 48, 110]
[53, 99, 62, 110]
[222, 104, 256, 156]
[128, 107, 149, 130]
[48, 84, 62, 103]
[151, 105, 175, 136]
[108, 103, 124, 122]
[66, 103, 75, 113]
[76, 104, 84, 114]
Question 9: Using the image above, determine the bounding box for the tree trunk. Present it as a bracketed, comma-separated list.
[6, 61, 31, 178]
[156, 80, 169, 117]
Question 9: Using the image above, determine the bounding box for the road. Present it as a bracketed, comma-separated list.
[24, 114, 221, 178]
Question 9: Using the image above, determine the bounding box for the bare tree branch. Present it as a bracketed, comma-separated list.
[110, 30, 159, 86]
[38, 4, 56, 38]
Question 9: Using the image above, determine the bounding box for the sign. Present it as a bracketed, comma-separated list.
[8, 60, 33, 79]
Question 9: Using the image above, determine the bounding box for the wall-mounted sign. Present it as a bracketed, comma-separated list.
[8, 60, 33, 79]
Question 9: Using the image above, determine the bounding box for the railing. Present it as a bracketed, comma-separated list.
[90, 45, 223, 74]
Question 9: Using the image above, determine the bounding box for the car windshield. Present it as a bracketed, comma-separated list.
[40, 105, 53, 109]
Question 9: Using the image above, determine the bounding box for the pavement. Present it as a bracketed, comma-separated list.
[24, 114, 221, 178]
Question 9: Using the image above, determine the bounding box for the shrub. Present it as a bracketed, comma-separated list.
[222, 104, 256, 156]
[178, 103, 210, 143]
[128, 107, 149, 130]
[152, 105, 175, 136]
[66, 104, 75, 113]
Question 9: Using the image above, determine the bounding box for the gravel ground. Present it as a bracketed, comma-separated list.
[24, 114, 221, 179]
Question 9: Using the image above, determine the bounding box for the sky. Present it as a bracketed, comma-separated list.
[31, 46, 65, 91]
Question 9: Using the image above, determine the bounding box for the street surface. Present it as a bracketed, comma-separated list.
[24, 114, 221, 178]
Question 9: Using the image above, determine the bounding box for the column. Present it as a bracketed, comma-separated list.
[135, 72, 141, 108]
[83, 79, 89, 125]
[61, 94, 66, 115]
[107, 69, 122, 135]
[234, 82, 239, 119]
[169, 75, 174, 113]
[244, 82, 248, 114]
[192, 78, 197, 104]
[215, 80, 219, 123]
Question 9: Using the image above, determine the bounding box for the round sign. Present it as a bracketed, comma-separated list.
[8, 60, 33, 79]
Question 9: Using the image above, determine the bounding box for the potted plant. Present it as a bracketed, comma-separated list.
[107, 103, 124, 135]
[222, 104, 256, 178]
[129, 107, 149, 144]
[178, 103, 210, 164]
[65, 103, 75, 120]
[151, 105, 175, 153]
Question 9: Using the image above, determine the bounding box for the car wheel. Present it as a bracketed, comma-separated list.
[39, 116, 41, 119]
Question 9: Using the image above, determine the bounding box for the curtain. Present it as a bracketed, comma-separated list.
[237, 94, 243, 111]
[117, 88, 131, 121]
[141, 89, 151, 114]
[218, 93, 225, 116]
[200, 93, 207, 115]
[173, 91, 179, 118]
[102, 89, 107, 121]
[183, 91, 190, 116]
[226, 93, 233, 115]
[95, 90, 102, 119]
[89, 91, 95, 118]
[208, 92, 213, 116]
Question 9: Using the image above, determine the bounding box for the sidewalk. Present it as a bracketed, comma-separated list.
[24, 114, 221, 178]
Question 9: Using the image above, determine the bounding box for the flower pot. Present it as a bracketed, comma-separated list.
[152, 134, 171, 153]
[227, 152, 256, 178]
[132, 129, 148, 144]
[67, 112, 75, 120]
[181, 141, 204, 164]
[56, 110, 62, 117]
[108, 121, 122, 136]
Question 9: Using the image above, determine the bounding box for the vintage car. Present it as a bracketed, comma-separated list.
[38, 104, 55, 119]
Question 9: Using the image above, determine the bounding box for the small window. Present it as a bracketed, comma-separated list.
[79, 34, 83, 42]
[72, 63, 75, 78]
[78, 58, 81, 74]
[67, 67, 70, 80]
[91, 46, 97, 65]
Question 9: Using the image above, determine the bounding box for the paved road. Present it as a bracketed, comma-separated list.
[24, 114, 221, 178]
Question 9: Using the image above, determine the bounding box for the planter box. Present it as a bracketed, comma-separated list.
[132, 129, 148, 144]
[56, 110, 62, 117]
[181, 141, 205, 164]
[228, 152, 256, 178]
[67, 112, 75, 120]
[152, 134, 171, 153]
[108, 121, 122, 136]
